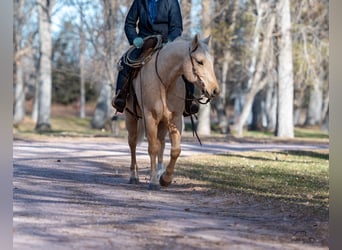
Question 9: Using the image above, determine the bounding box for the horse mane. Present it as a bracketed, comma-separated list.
[173, 36, 192, 42]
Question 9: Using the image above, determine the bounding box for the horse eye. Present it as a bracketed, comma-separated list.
[197, 60, 203, 65]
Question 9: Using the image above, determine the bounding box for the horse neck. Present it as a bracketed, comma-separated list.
[157, 41, 189, 86]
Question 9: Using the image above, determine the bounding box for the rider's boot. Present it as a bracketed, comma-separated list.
[183, 81, 199, 117]
[112, 70, 129, 113]
[112, 89, 128, 113]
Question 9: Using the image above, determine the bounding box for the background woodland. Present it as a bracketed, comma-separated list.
[13, 0, 329, 137]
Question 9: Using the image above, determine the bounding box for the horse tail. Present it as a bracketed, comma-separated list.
[136, 119, 145, 145]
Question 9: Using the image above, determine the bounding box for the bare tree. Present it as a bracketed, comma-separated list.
[234, 10, 276, 136]
[215, 0, 240, 134]
[91, 1, 129, 129]
[180, 0, 192, 34]
[286, 0, 328, 129]
[275, 0, 294, 138]
[13, 0, 36, 124]
[197, 0, 212, 136]
[35, 0, 54, 131]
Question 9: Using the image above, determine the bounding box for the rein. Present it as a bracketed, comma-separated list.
[154, 42, 211, 145]
[155, 44, 211, 105]
[122, 35, 163, 68]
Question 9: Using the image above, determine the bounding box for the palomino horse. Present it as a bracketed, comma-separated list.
[124, 34, 219, 190]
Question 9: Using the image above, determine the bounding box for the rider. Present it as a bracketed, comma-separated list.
[112, 0, 199, 116]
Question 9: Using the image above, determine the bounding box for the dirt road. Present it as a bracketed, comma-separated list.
[13, 136, 328, 249]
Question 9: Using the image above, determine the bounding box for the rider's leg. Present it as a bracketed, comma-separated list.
[112, 65, 130, 113]
[112, 49, 142, 112]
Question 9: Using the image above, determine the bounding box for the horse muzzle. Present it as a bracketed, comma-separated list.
[202, 86, 220, 99]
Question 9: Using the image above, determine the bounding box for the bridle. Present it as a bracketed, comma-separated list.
[154, 40, 212, 145]
[187, 46, 212, 104]
[155, 43, 211, 105]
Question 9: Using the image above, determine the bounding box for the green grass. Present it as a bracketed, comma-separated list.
[243, 128, 329, 141]
[294, 127, 329, 139]
[177, 150, 329, 208]
[15, 115, 329, 205]
[14, 115, 329, 221]
[13, 116, 123, 138]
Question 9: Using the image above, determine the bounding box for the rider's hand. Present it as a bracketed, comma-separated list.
[133, 37, 144, 49]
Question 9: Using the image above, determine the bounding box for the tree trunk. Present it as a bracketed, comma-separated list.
[91, 0, 121, 128]
[250, 91, 264, 131]
[31, 76, 39, 122]
[265, 81, 277, 131]
[218, 0, 240, 134]
[305, 56, 327, 126]
[321, 107, 328, 132]
[305, 79, 323, 126]
[233, 0, 263, 135]
[216, 51, 229, 134]
[197, 0, 212, 136]
[13, 61, 25, 124]
[235, 13, 276, 136]
[180, 0, 192, 34]
[35, 0, 53, 131]
[275, 0, 294, 138]
[13, 0, 27, 124]
[91, 83, 112, 129]
[79, 27, 86, 118]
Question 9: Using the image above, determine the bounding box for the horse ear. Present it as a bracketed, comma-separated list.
[202, 35, 211, 45]
[191, 34, 199, 52]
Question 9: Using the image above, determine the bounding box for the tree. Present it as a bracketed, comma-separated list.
[210, 0, 240, 134]
[290, 0, 328, 128]
[13, 0, 26, 124]
[35, 0, 54, 131]
[196, 0, 212, 136]
[275, 0, 294, 138]
[75, 0, 87, 118]
[234, 9, 276, 136]
[13, 0, 36, 124]
[91, 83, 112, 129]
[91, 0, 130, 129]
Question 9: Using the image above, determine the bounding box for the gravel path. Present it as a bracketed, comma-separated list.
[13, 137, 328, 250]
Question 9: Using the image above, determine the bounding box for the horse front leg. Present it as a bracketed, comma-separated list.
[160, 119, 182, 187]
[157, 123, 168, 180]
[125, 112, 139, 184]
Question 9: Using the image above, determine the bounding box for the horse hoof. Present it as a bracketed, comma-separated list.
[148, 183, 160, 191]
[159, 176, 172, 187]
[129, 177, 139, 184]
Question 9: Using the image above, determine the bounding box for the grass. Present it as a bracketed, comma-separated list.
[14, 114, 329, 208]
[177, 149, 329, 208]
[13, 116, 122, 138]
[294, 127, 329, 139]
[242, 128, 329, 142]
[14, 114, 329, 224]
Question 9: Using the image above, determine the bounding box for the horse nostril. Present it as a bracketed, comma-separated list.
[213, 88, 219, 97]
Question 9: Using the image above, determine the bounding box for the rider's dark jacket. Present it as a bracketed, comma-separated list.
[124, 0, 183, 44]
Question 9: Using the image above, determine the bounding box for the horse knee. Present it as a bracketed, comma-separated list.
[171, 147, 181, 159]
[148, 142, 160, 156]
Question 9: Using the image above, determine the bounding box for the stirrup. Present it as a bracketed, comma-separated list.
[112, 98, 125, 113]
[183, 101, 199, 117]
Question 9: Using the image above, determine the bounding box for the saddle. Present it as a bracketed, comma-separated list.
[118, 35, 163, 119]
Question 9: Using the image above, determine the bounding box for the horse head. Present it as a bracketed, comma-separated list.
[184, 34, 220, 100]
